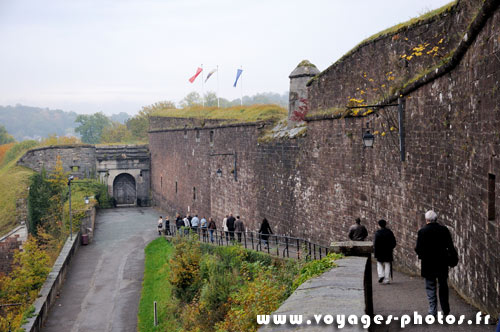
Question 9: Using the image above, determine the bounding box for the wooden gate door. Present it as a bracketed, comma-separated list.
[113, 173, 136, 205]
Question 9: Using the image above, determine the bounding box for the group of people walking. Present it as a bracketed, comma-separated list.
[157, 213, 273, 247]
[349, 210, 458, 318]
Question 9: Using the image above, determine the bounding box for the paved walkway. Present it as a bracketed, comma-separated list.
[371, 263, 494, 331]
[41, 207, 159, 332]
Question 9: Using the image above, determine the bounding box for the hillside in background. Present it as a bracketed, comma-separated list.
[0, 105, 79, 141]
[0, 105, 131, 141]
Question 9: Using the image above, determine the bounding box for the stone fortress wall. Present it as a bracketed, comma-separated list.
[149, 0, 499, 315]
[17, 144, 151, 206]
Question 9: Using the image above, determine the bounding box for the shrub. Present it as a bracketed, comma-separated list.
[170, 235, 202, 304]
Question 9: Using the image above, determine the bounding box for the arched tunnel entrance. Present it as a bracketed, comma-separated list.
[113, 173, 136, 205]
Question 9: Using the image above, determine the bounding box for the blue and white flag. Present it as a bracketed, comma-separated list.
[233, 68, 243, 87]
[205, 68, 217, 83]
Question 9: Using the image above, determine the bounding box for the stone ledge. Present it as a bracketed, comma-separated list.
[330, 241, 373, 257]
[21, 233, 81, 332]
[258, 256, 371, 332]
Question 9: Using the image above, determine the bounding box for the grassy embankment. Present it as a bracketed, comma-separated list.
[137, 238, 175, 332]
[138, 236, 342, 332]
[152, 104, 287, 124]
[0, 141, 37, 236]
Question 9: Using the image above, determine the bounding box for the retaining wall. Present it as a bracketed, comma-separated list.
[21, 232, 80, 332]
[258, 256, 371, 332]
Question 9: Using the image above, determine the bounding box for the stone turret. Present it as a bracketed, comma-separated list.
[288, 60, 320, 127]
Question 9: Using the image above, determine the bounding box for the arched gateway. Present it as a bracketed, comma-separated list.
[113, 173, 137, 205]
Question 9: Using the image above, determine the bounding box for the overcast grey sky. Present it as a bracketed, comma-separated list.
[0, 0, 452, 115]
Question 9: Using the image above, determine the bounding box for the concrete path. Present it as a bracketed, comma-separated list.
[41, 207, 159, 332]
[371, 263, 494, 331]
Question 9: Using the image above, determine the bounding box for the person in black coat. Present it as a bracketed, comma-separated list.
[226, 213, 236, 241]
[259, 218, 273, 248]
[373, 219, 396, 284]
[415, 210, 455, 316]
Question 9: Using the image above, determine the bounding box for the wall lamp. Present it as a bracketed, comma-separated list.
[348, 97, 406, 161]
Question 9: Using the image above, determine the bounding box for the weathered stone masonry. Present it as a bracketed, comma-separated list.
[149, 0, 499, 315]
[18, 144, 151, 206]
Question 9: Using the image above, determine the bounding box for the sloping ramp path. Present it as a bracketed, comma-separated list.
[41, 207, 159, 332]
[371, 264, 494, 331]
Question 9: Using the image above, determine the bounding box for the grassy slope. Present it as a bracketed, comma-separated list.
[153, 104, 287, 123]
[137, 238, 177, 332]
[0, 158, 34, 236]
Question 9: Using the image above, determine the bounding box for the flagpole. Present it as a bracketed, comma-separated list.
[201, 64, 205, 108]
[217, 65, 220, 108]
[240, 66, 243, 106]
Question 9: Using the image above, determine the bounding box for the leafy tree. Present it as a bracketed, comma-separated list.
[27, 169, 53, 235]
[0, 124, 15, 144]
[75, 112, 112, 144]
[126, 101, 176, 141]
[180, 92, 202, 108]
[101, 122, 132, 143]
[41, 134, 80, 146]
[204, 91, 219, 107]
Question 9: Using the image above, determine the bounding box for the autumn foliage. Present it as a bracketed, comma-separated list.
[0, 142, 15, 165]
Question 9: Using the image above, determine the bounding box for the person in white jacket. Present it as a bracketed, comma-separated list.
[222, 215, 228, 242]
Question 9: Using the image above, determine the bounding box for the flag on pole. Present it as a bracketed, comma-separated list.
[233, 68, 243, 87]
[189, 67, 203, 83]
[205, 68, 217, 83]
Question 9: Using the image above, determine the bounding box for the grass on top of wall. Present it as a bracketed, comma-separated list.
[152, 104, 287, 123]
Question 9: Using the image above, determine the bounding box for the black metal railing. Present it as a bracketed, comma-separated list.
[163, 225, 329, 261]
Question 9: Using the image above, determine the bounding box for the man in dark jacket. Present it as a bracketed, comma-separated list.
[349, 218, 368, 241]
[415, 210, 455, 316]
[226, 213, 236, 241]
[373, 219, 396, 284]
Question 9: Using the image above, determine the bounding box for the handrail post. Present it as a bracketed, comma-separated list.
[275, 236, 279, 256]
[285, 237, 289, 258]
[297, 239, 300, 259]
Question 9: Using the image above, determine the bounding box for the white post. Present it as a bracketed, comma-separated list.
[154, 301, 158, 326]
[217, 65, 220, 108]
[201, 64, 204, 108]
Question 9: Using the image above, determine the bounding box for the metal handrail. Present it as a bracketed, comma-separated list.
[163, 225, 330, 261]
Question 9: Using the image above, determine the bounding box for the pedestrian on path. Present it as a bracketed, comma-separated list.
[415, 210, 456, 317]
[183, 215, 191, 235]
[165, 216, 171, 235]
[175, 214, 184, 232]
[222, 215, 229, 242]
[226, 213, 236, 241]
[348, 217, 368, 241]
[259, 218, 273, 249]
[157, 216, 163, 235]
[373, 219, 396, 284]
[208, 217, 217, 243]
[235, 215, 245, 243]
[200, 216, 207, 240]
[191, 214, 200, 234]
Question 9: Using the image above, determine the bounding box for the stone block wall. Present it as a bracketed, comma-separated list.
[17, 145, 96, 179]
[0, 235, 22, 275]
[149, 0, 499, 315]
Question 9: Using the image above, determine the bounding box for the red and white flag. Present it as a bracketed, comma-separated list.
[189, 67, 203, 83]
